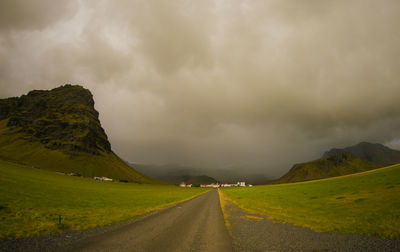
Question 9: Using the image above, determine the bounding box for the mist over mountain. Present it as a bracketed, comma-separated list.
[129, 163, 272, 185]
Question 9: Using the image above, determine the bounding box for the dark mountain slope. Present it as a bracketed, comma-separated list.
[275, 152, 379, 184]
[0, 84, 156, 183]
[323, 142, 400, 167]
[276, 142, 400, 184]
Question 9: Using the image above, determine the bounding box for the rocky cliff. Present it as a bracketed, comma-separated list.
[0, 85, 156, 183]
[0, 85, 110, 155]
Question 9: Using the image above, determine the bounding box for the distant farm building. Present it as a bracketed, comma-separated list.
[200, 183, 220, 188]
[179, 182, 193, 188]
[203, 182, 248, 188]
[94, 176, 113, 182]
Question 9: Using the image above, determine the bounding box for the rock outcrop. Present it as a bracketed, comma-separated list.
[0, 85, 110, 155]
[0, 84, 156, 183]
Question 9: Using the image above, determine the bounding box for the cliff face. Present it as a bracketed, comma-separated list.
[0, 85, 110, 155]
[0, 85, 157, 183]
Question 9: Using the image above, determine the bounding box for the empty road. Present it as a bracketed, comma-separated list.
[3, 189, 399, 252]
[66, 190, 232, 252]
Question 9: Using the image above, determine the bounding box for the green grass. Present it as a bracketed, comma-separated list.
[0, 160, 209, 239]
[221, 164, 400, 239]
[0, 118, 156, 183]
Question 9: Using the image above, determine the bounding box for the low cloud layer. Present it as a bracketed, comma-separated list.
[1, 0, 400, 177]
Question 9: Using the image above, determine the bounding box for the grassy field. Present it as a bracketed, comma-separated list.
[221, 164, 400, 239]
[0, 118, 156, 183]
[0, 160, 209, 239]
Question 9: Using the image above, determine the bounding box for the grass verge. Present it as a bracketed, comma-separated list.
[217, 188, 232, 237]
[221, 164, 400, 239]
[0, 160, 209, 239]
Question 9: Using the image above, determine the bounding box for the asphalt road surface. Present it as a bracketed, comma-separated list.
[66, 189, 232, 252]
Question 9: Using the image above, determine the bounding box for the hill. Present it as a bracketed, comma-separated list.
[275, 142, 400, 184]
[323, 141, 400, 167]
[275, 152, 379, 184]
[0, 84, 155, 183]
[221, 163, 400, 239]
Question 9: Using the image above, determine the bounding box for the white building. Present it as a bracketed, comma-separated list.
[94, 176, 113, 181]
[220, 184, 232, 187]
[200, 183, 220, 188]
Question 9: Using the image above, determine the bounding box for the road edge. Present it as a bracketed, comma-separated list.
[0, 189, 212, 252]
[217, 189, 233, 238]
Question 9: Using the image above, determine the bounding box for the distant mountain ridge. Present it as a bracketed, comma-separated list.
[0, 85, 156, 183]
[323, 142, 400, 167]
[130, 162, 272, 185]
[129, 163, 217, 185]
[275, 142, 400, 184]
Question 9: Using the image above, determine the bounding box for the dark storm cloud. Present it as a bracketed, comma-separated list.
[1, 0, 400, 177]
[0, 0, 78, 32]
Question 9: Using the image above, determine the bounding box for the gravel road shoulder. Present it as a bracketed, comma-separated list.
[221, 195, 400, 252]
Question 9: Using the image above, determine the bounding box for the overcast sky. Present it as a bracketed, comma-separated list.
[1, 0, 400, 178]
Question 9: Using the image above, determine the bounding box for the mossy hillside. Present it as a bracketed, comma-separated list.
[0, 120, 154, 183]
[221, 164, 400, 239]
[0, 160, 209, 239]
[0, 85, 155, 183]
[276, 152, 379, 184]
[0, 85, 110, 155]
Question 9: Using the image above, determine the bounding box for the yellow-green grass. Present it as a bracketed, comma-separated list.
[0, 119, 156, 183]
[0, 160, 209, 239]
[221, 164, 400, 239]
